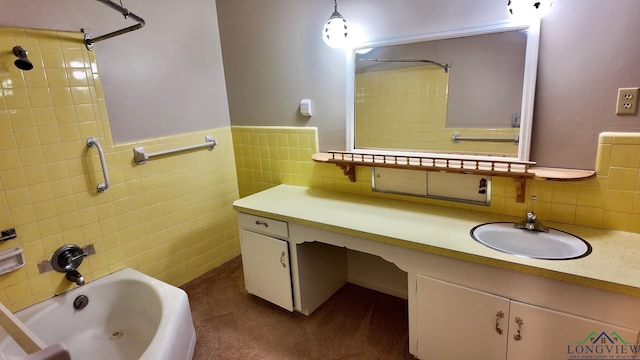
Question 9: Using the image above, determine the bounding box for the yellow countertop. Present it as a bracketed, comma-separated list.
[233, 184, 640, 297]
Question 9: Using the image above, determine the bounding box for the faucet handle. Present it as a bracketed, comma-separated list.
[51, 245, 87, 273]
[66, 252, 88, 265]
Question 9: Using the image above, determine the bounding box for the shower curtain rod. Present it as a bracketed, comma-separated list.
[83, 0, 146, 50]
[359, 58, 450, 73]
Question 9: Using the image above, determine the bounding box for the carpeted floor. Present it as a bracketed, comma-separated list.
[182, 256, 413, 360]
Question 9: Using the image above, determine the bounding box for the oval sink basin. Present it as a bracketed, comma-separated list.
[470, 222, 591, 260]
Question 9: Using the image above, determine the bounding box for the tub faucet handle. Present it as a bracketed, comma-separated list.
[51, 245, 88, 273]
[67, 252, 88, 265]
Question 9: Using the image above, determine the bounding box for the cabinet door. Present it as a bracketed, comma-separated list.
[416, 274, 510, 360]
[240, 230, 293, 311]
[507, 301, 639, 360]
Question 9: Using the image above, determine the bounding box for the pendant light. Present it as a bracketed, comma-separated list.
[322, 0, 349, 49]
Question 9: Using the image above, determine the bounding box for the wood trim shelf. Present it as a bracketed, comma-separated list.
[312, 152, 596, 203]
[530, 167, 596, 181]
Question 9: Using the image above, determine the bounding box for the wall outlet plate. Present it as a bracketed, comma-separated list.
[616, 87, 639, 115]
[511, 112, 521, 127]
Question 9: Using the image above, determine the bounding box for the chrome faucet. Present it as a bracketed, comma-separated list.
[515, 195, 549, 232]
[51, 245, 90, 286]
[66, 270, 85, 286]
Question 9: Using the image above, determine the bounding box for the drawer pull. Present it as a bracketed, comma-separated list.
[255, 221, 269, 228]
[495, 311, 504, 335]
[513, 317, 524, 341]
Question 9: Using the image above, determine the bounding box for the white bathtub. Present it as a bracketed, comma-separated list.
[0, 268, 196, 360]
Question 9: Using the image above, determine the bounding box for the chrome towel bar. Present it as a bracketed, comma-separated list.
[133, 135, 217, 165]
[452, 132, 519, 144]
[86, 137, 110, 192]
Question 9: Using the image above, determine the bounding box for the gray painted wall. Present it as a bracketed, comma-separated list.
[0, 0, 230, 143]
[217, 0, 640, 169]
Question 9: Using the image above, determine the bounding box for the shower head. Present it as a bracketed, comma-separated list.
[12, 46, 34, 71]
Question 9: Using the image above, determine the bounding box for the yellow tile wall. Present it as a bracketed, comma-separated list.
[0, 28, 240, 311]
[233, 127, 640, 236]
[355, 66, 519, 156]
[232, 126, 318, 198]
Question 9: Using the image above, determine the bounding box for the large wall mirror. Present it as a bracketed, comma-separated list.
[346, 20, 540, 162]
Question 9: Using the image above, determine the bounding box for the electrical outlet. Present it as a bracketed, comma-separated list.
[511, 112, 521, 128]
[616, 87, 639, 115]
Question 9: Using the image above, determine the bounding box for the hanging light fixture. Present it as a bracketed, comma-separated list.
[507, 0, 553, 20]
[322, 0, 349, 49]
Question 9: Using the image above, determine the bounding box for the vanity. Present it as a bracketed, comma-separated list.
[234, 184, 640, 359]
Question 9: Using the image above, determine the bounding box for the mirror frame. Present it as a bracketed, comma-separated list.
[346, 19, 541, 162]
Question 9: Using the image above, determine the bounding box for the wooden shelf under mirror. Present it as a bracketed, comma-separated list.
[312, 152, 596, 203]
[529, 167, 595, 181]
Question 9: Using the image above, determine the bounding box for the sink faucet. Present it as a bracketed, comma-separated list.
[66, 270, 85, 286]
[515, 195, 549, 232]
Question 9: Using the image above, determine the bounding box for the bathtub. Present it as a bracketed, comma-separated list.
[0, 268, 196, 360]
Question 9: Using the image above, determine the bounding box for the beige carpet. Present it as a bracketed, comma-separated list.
[182, 256, 413, 360]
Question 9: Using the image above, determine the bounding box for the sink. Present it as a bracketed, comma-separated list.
[470, 222, 591, 260]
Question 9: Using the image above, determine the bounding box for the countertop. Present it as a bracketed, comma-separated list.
[233, 184, 640, 297]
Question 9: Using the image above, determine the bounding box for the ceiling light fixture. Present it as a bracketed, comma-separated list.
[507, 0, 553, 20]
[322, 0, 349, 49]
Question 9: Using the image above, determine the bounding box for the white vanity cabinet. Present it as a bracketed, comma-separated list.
[238, 213, 294, 311]
[415, 274, 640, 360]
[237, 213, 349, 315]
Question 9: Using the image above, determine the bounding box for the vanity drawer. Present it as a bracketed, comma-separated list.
[237, 213, 289, 239]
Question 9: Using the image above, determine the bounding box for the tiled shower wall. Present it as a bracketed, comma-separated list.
[355, 67, 519, 156]
[0, 28, 240, 311]
[232, 127, 640, 234]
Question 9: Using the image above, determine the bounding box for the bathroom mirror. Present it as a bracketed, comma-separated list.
[346, 20, 540, 161]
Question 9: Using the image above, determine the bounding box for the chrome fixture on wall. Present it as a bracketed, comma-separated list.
[49, 245, 93, 286]
[86, 137, 110, 192]
[12, 46, 33, 71]
[133, 135, 217, 165]
[358, 58, 450, 73]
[322, 0, 349, 49]
[38, 244, 96, 287]
[83, 0, 146, 51]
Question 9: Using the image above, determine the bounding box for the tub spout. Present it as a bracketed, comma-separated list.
[66, 270, 85, 286]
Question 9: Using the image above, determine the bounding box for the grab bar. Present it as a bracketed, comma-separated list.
[133, 135, 217, 165]
[452, 132, 519, 144]
[86, 137, 110, 192]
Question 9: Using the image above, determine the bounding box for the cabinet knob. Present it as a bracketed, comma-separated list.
[513, 317, 524, 341]
[495, 311, 504, 335]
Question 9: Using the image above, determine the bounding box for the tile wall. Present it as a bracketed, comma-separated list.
[232, 127, 640, 235]
[0, 28, 240, 311]
[232, 126, 318, 198]
[355, 66, 519, 156]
